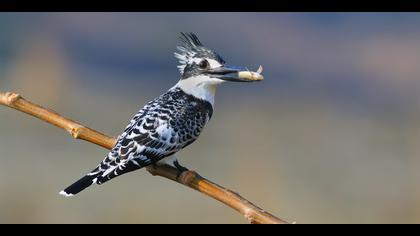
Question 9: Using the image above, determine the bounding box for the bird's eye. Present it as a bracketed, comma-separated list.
[198, 60, 209, 69]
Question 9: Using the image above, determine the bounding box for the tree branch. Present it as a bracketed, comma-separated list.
[0, 91, 288, 224]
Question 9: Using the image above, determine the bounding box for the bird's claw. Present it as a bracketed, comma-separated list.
[174, 160, 189, 180]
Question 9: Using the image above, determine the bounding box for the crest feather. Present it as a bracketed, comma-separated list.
[179, 32, 203, 48]
[174, 32, 204, 74]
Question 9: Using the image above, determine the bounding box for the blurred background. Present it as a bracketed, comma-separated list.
[1, 12, 420, 223]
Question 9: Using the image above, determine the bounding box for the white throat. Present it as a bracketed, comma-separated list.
[172, 75, 224, 105]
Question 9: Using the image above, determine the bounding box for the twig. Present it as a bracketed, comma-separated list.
[0, 91, 288, 224]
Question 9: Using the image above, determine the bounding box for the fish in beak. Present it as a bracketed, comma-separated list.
[208, 65, 264, 82]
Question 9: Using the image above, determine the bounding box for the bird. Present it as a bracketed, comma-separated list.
[60, 32, 263, 197]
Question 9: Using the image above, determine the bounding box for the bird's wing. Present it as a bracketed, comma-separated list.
[88, 87, 211, 184]
[93, 109, 202, 184]
[61, 88, 212, 197]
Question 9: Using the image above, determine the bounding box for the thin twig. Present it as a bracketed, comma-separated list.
[0, 91, 288, 224]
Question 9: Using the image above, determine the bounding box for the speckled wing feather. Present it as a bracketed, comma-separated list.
[62, 87, 213, 195]
[61, 87, 212, 196]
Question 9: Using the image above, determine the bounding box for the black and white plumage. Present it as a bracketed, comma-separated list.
[60, 32, 260, 197]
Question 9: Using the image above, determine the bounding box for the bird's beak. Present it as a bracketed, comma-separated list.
[208, 65, 264, 82]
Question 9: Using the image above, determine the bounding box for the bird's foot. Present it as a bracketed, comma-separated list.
[173, 160, 189, 180]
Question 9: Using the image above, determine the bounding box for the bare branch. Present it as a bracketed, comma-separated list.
[0, 91, 288, 224]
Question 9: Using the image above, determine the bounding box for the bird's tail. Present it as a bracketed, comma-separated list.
[59, 170, 102, 197]
[59, 158, 143, 197]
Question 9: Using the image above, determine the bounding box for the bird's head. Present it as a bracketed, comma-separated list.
[173, 32, 263, 103]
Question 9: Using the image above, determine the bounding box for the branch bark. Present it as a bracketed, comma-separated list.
[0, 91, 288, 224]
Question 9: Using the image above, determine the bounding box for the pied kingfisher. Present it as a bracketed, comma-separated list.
[60, 32, 263, 197]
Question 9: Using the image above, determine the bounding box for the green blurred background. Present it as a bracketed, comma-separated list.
[1, 12, 420, 223]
